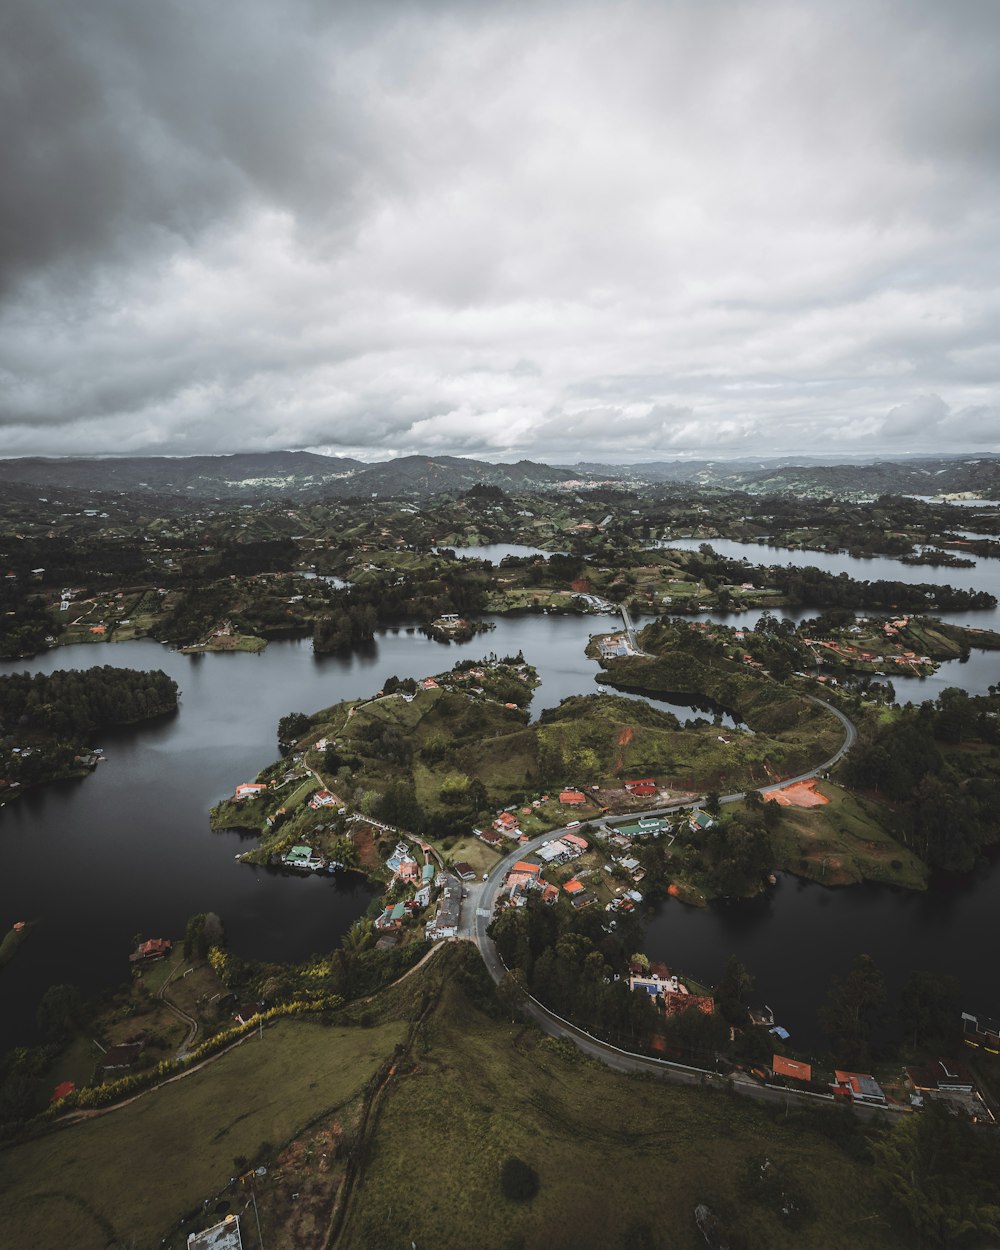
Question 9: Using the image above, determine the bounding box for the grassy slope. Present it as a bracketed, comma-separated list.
[0, 1017, 404, 1250]
[766, 784, 927, 889]
[1, 947, 911, 1250]
[341, 949, 902, 1250]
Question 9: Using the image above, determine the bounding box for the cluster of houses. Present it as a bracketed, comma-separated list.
[370, 838, 464, 942]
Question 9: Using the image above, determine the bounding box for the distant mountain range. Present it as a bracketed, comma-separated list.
[1, 450, 998, 501]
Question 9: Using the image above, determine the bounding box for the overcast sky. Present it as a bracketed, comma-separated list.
[1, 0, 998, 463]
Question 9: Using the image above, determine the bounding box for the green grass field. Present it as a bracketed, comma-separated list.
[0, 1016, 404, 1250]
[339, 948, 903, 1250]
[0, 946, 922, 1250]
[767, 784, 927, 890]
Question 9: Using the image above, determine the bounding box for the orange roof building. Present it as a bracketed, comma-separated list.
[772, 1055, 812, 1082]
[559, 789, 587, 805]
[563, 878, 585, 894]
[511, 861, 541, 877]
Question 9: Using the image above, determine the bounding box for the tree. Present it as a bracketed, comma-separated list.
[37, 983, 85, 1040]
[819, 954, 885, 1067]
[716, 956, 754, 1026]
[898, 970, 961, 1052]
[496, 969, 529, 1022]
[277, 711, 311, 753]
[704, 790, 721, 816]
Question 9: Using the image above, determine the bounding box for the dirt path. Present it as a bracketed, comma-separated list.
[157, 961, 200, 1057]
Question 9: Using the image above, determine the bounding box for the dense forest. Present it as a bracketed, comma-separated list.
[0, 667, 178, 738]
[0, 667, 178, 790]
[844, 690, 1000, 870]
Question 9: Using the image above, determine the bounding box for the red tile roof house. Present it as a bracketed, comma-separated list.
[559, 789, 587, 805]
[494, 811, 520, 835]
[129, 938, 172, 963]
[562, 832, 589, 852]
[832, 1070, 886, 1106]
[234, 782, 267, 801]
[308, 788, 337, 808]
[772, 1055, 812, 1082]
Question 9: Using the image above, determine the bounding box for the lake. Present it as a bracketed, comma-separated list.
[2, 552, 1000, 1051]
[662, 537, 1000, 702]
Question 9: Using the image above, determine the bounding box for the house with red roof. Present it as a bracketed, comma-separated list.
[234, 782, 267, 801]
[129, 938, 172, 964]
[772, 1055, 812, 1082]
[832, 1070, 886, 1106]
[562, 832, 588, 852]
[559, 789, 587, 805]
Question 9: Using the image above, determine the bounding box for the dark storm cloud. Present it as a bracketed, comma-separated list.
[0, 0, 998, 459]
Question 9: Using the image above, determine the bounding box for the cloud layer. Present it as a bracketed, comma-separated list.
[1, 0, 998, 460]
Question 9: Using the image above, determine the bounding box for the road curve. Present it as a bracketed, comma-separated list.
[467, 691, 864, 1104]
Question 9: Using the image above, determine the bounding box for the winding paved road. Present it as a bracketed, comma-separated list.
[463, 692, 885, 1113]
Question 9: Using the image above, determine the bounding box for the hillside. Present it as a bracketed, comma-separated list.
[0, 945, 920, 1250]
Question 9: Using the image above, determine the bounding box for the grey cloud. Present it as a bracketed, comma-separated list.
[1, 0, 999, 460]
[881, 394, 950, 439]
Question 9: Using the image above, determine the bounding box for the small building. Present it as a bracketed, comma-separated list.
[511, 861, 541, 878]
[689, 810, 716, 832]
[282, 845, 325, 872]
[187, 1215, 244, 1250]
[129, 938, 172, 963]
[625, 779, 657, 796]
[426, 880, 462, 939]
[563, 878, 585, 895]
[772, 1055, 812, 1082]
[475, 828, 504, 847]
[562, 832, 588, 852]
[906, 1058, 975, 1094]
[832, 1070, 886, 1106]
[100, 1042, 144, 1073]
[421, 861, 436, 885]
[308, 788, 337, 808]
[961, 1011, 1000, 1049]
[453, 862, 476, 881]
[234, 783, 267, 801]
[559, 789, 587, 806]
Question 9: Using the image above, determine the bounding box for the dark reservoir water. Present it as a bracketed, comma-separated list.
[3, 570, 1000, 1051]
